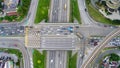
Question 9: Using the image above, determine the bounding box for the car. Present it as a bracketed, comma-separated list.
[20, 26, 24, 30]
[67, 27, 73, 31]
[104, 25, 107, 27]
[75, 26, 79, 28]
[50, 59, 53, 63]
[20, 30, 24, 33]
[85, 8, 87, 12]
[14, 44, 17, 47]
[64, 33, 68, 35]
[56, 34, 60, 35]
[94, 42, 98, 46]
[1, 27, 4, 31]
[61, 27, 66, 30]
[1, 31, 3, 33]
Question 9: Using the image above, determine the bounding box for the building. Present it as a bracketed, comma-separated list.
[106, 0, 120, 9]
[3, 0, 19, 16]
[4, 61, 13, 68]
[6, 11, 18, 16]
[96, 0, 120, 20]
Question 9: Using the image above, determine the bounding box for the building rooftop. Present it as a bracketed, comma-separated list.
[106, 0, 120, 9]
[3, 0, 19, 12]
[6, 11, 18, 16]
[4, 61, 13, 68]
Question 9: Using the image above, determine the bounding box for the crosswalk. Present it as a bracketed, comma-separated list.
[25, 26, 41, 48]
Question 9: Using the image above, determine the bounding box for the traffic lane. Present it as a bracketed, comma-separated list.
[77, 39, 85, 68]
[0, 25, 24, 36]
[40, 37, 76, 49]
[60, 0, 69, 22]
[55, 51, 67, 68]
[78, 0, 85, 10]
[26, 0, 38, 26]
[77, 26, 114, 37]
[50, 0, 60, 22]
[40, 25, 74, 36]
[48, 51, 56, 68]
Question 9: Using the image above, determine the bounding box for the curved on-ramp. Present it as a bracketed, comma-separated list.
[81, 27, 120, 68]
[17, 40, 31, 68]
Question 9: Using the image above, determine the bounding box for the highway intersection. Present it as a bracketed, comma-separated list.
[0, 0, 120, 68]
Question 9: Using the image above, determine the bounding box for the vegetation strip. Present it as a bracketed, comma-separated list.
[33, 49, 46, 68]
[68, 51, 77, 68]
[34, 0, 50, 24]
[70, 0, 81, 24]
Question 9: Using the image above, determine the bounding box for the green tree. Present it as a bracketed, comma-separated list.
[109, 53, 120, 61]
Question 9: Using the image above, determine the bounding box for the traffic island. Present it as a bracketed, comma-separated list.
[34, 0, 50, 24]
[33, 49, 46, 68]
[70, 0, 81, 24]
[67, 51, 77, 68]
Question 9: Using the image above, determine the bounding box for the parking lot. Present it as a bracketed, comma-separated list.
[88, 36, 120, 47]
[109, 37, 120, 46]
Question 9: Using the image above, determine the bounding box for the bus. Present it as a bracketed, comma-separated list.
[76, 32, 83, 39]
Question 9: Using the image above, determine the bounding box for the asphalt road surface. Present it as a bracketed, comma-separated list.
[47, 51, 67, 68]
[49, 0, 70, 23]
[47, 0, 70, 68]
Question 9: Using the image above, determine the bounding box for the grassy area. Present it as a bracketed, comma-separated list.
[34, 0, 50, 24]
[70, 0, 81, 24]
[86, 0, 120, 25]
[67, 51, 77, 68]
[33, 49, 46, 68]
[103, 47, 120, 51]
[0, 16, 22, 22]
[0, 48, 22, 58]
[17, 0, 31, 21]
[109, 53, 120, 61]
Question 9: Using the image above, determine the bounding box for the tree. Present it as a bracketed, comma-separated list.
[109, 53, 120, 61]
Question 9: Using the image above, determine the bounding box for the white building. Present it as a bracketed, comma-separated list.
[4, 61, 13, 68]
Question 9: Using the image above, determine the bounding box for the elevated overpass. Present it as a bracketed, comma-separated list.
[25, 23, 80, 50]
[25, 23, 115, 50]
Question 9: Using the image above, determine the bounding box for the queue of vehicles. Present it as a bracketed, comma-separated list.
[0, 25, 24, 36]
